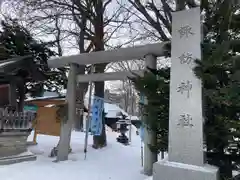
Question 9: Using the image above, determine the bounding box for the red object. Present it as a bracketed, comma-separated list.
[0, 84, 10, 106]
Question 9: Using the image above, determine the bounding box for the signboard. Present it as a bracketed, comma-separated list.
[90, 96, 104, 136]
[24, 105, 38, 112]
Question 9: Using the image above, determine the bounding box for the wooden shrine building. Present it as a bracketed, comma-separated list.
[0, 55, 47, 111]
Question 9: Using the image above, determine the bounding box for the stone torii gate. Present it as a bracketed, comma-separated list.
[48, 42, 167, 174]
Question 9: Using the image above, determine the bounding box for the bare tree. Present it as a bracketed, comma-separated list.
[2, 0, 132, 148]
[109, 0, 198, 115]
[105, 80, 137, 114]
[125, 0, 199, 42]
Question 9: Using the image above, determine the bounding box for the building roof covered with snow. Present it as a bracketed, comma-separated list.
[126, 116, 140, 121]
[26, 91, 129, 119]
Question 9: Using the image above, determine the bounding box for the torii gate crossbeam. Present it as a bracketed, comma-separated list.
[77, 70, 144, 82]
[48, 42, 168, 68]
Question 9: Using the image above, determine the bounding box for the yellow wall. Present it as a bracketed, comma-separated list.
[26, 98, 65, 144]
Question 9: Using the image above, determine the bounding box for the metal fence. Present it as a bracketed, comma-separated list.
[0, 108, 36, 130]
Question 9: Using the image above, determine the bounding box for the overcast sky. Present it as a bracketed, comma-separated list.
[0, 0, 170, 93]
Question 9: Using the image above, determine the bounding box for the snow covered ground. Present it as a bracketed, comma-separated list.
[0, 127, 147, 180]
[2, 124, 237, 180]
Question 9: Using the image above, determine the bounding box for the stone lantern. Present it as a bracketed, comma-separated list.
[116, 119, 131, 145]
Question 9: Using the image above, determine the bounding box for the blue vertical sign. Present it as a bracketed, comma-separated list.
[90, 96, 104, 136]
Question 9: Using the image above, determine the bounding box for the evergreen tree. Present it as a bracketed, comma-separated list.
[196, 1, 240, 178]
[0, 19, 66, 97]
[131, 68, 170, 154]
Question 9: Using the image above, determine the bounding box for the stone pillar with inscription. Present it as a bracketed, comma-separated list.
[153, 8, 219, 180]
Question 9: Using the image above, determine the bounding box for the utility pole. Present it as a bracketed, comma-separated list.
[128, 81, 134, 143]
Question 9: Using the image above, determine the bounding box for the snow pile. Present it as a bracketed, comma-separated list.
[104, 103, 129, 118]
[129, 124, 139, 138]
[105, 125, 115, 132]
[127, 116, 140, 121]
[145, 177, 153, 180]
[130, 124, 138, 133]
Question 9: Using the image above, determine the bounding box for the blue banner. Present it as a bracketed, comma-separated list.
[90, 96, 104, 136]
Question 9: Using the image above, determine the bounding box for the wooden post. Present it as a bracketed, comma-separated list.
[33, 130, 38, 144]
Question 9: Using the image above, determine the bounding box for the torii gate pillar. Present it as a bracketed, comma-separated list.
[143, 54, 157, 175]
[57, 63, 77, 161]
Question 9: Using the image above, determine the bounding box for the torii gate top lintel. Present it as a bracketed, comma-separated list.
[48, 42, 168, 68]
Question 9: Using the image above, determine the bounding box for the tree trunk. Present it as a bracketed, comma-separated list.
[92, 0, 107, 148]
[176, 0, 186, 10]
[74, 12, 89, 131]
[93, 65, 107, 148]
[75, 83, 87, 131]
[75, 65, 88, 131]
